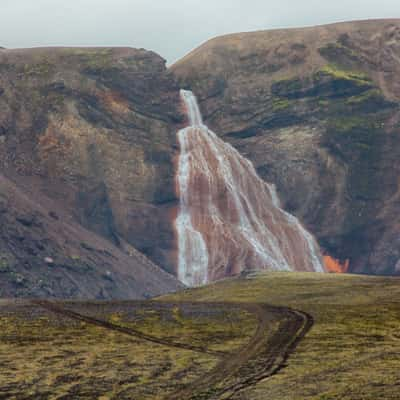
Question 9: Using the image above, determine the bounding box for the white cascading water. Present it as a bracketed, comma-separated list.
[175, 90, 324, 286]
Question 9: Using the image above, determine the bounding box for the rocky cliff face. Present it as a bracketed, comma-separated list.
[172, 19, 400, 275]
[2, 19, 400, 297]
[0, 47, 183, 297]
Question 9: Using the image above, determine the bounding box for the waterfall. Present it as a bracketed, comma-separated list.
[175, 89, 324, 286]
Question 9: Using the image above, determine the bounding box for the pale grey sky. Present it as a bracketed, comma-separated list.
[1, 0, 399, 64]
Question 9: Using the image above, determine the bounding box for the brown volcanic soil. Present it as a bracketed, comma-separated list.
[171, 19, 400, 275]
[0, 173, 182, 299]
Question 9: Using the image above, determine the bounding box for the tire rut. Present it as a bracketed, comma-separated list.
[32, 300, 313, 400]
[32, 300, 225, 357]
[219, 307, 314, 400]
[164, 304, 314, 400]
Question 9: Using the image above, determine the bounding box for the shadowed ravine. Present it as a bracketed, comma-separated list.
[175, 90, 325, 286]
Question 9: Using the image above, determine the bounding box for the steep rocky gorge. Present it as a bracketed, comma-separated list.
[172, 19, 400, 275]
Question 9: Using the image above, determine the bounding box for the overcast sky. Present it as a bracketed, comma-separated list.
[1, 0, 399, 64]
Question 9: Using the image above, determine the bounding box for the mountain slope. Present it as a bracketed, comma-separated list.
[171, 19, 400, 275]
[0, 173, 182, 298]
[0, 47, 183, 275]
[0, 47, 185, 297]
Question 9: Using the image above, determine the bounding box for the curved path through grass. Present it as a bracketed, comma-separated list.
[33, 299, 313, 400]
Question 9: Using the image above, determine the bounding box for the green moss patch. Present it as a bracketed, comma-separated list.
[317, 64, 371, 86]
[272, 97, 291, 111]
[272, 65, 373, 101]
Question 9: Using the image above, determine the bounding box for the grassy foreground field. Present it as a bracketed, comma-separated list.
[0, 272, 399, 399]
[165, 272, 400, 399]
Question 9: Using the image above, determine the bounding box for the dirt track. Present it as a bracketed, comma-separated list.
[33, 300, 225, 357]
[33, 300, 313, 400]
[165, 303, 313, 400]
